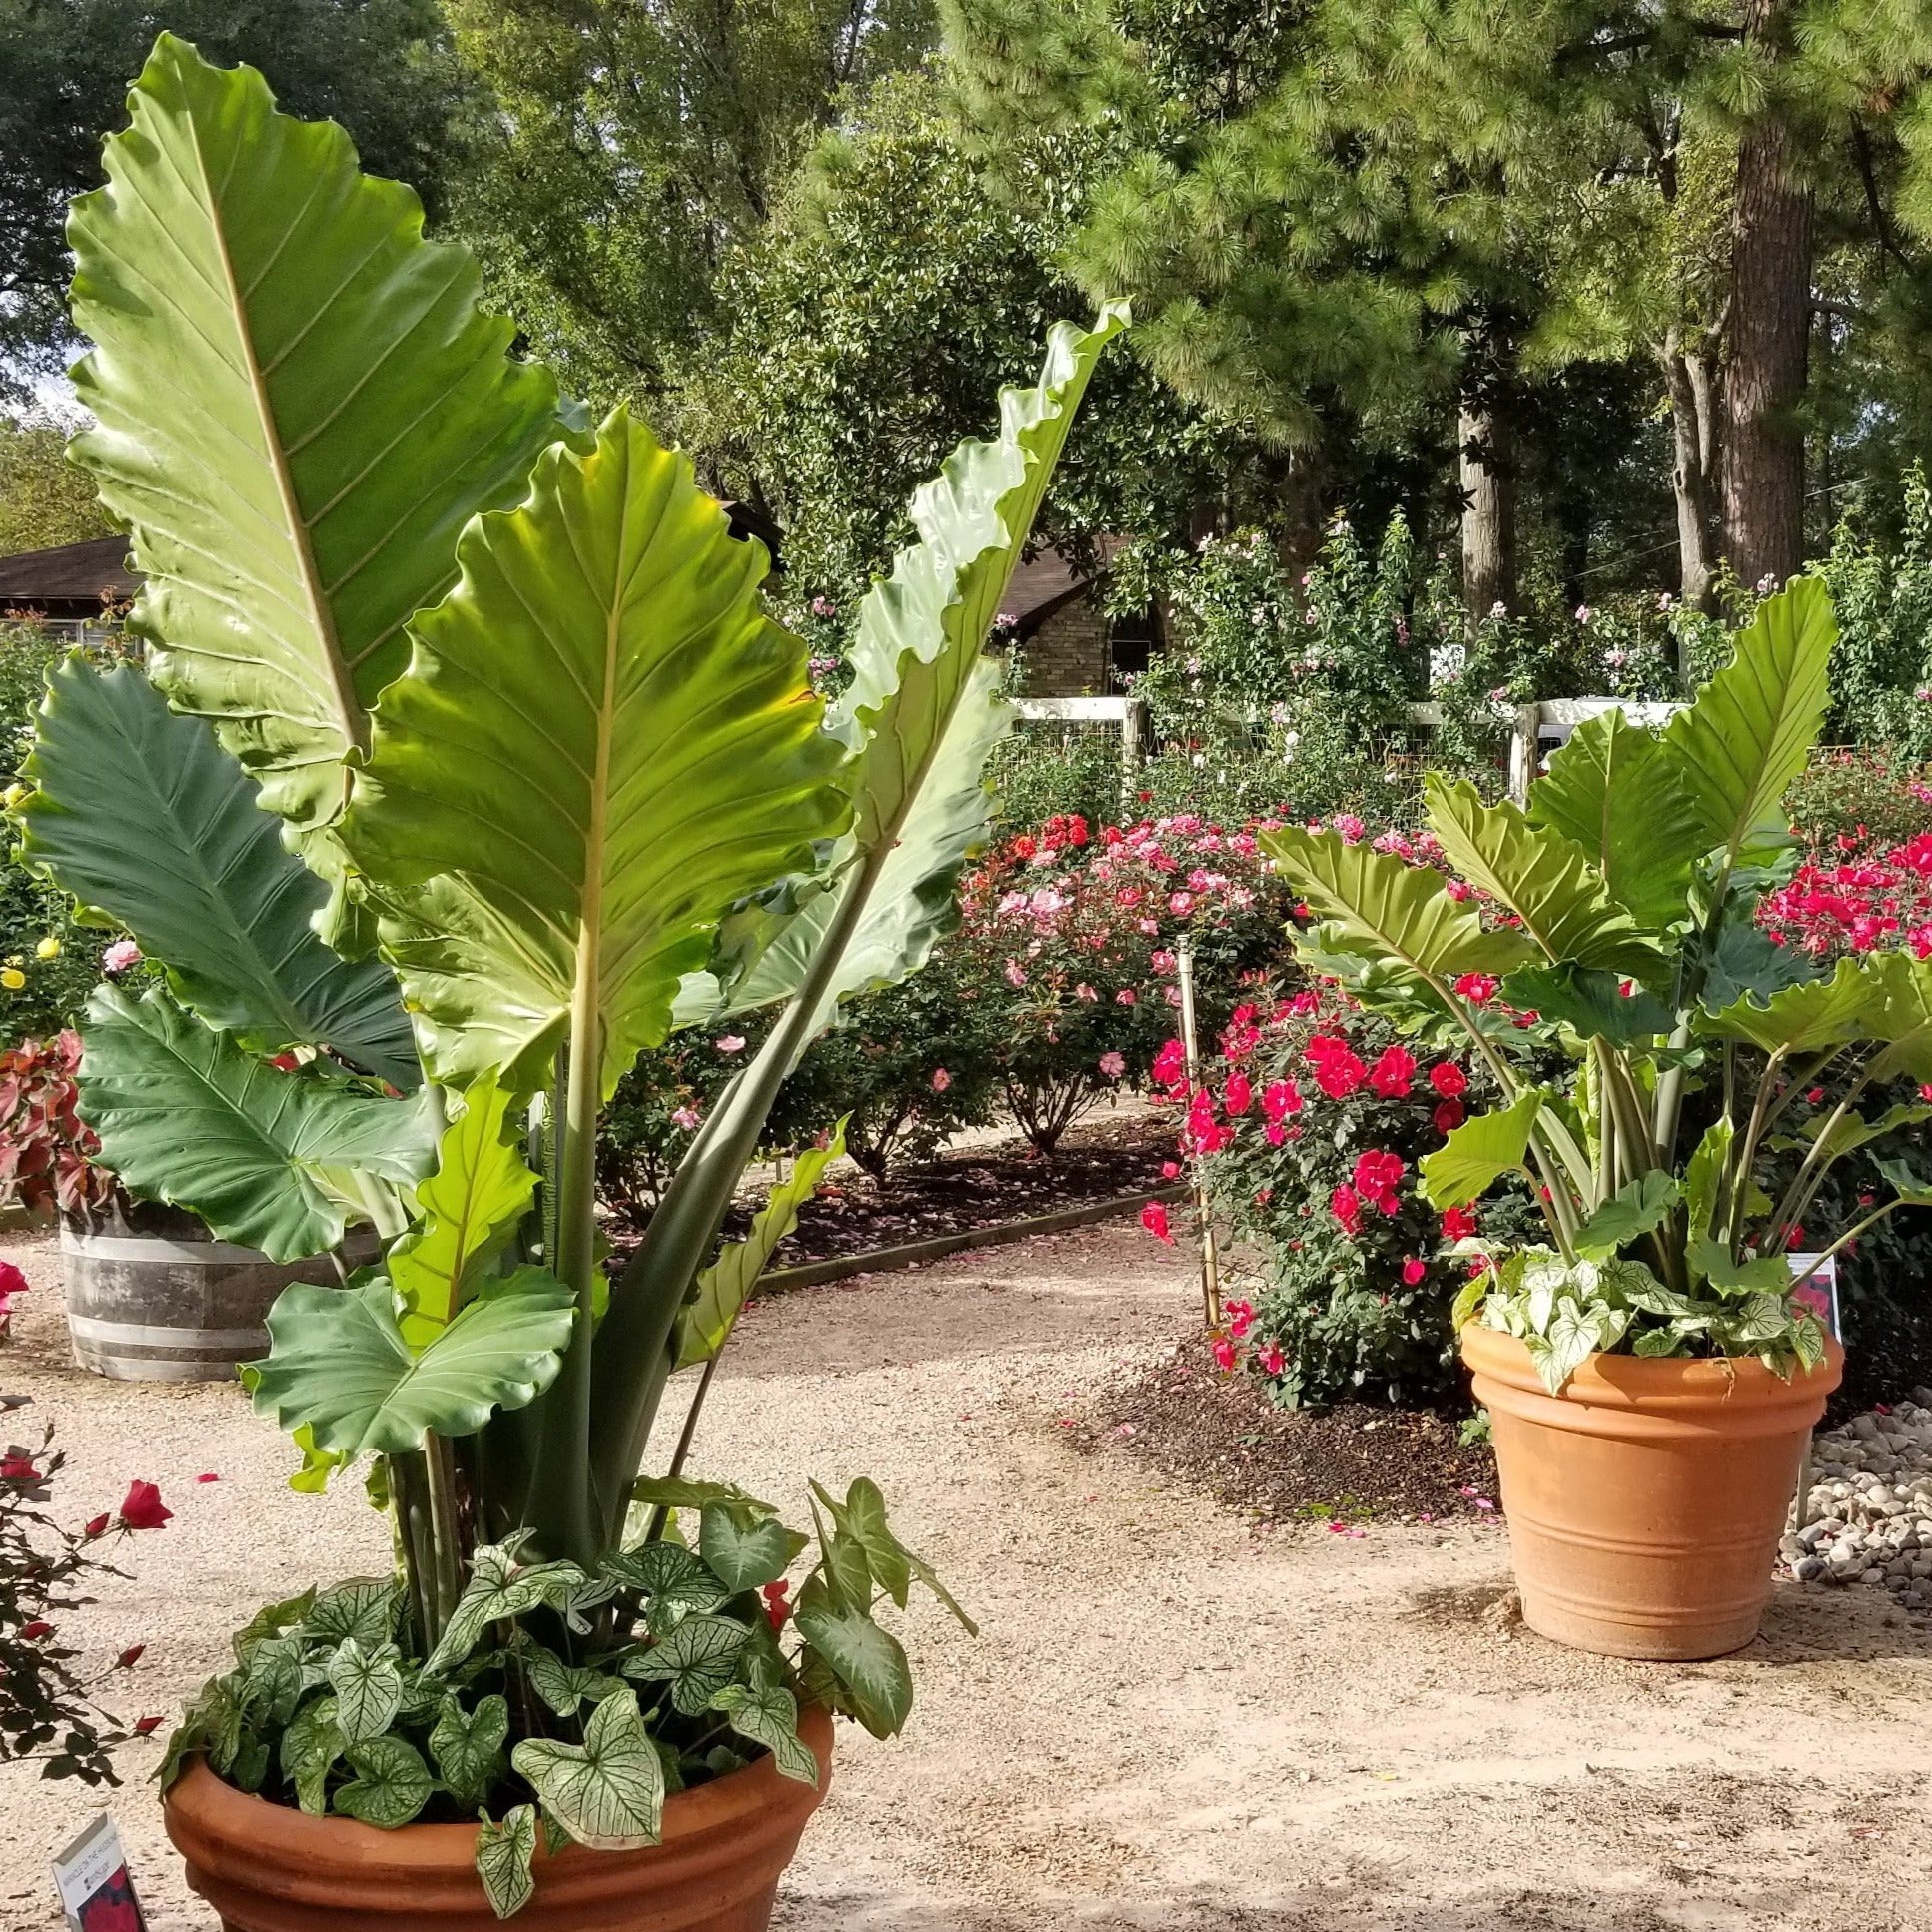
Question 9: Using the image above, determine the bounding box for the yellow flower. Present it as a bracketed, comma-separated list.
[35, 936, 60, 960]
[1, 969, 26, 991]
[2, 785, 25, 810]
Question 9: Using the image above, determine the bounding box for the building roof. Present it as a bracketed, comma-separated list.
[0, 535, 138, 620]
[1002, 542, 1121, 637]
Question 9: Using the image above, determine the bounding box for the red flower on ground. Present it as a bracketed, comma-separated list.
[117, 1480, 173, 1531]
[133, 1715, 165, 1736]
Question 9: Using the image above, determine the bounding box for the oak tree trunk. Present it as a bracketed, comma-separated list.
[1721, 0, 1813, 593]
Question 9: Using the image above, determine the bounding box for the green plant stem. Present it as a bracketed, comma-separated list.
[422, 1430, 464, 1644]
[1728, 1048, 1789, 1253]
[1766, 1055, 1883, 1244]
[643, 1350, 724, 1544]
[387, 1450, 438, 1650]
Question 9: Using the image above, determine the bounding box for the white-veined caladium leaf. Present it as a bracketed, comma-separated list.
[65, 34, 568, 840]
[300, 1578, 403, 1652]
[1419, 1091, 1545, 1210]
[388, 1076, 538, 1348]
[342, 408, 850, 1095]
[599, 1540, 729, 1635]
[475, 1804, 538, 1921]
[333, 1734, 435, 1828]
[17, 658, 418, 1087]
[791, 1588, 914, 1739]
[249, 1270, 575, 1458]
[707, 1679, 820, 1784]
[522, 1641, 623, 1719]
[78, 984, 436, 1262]
[1657, 578, 1836, 878]
[430, 1693, 509, 1809]
[511, 1686, 665, 1851]
[279, 1695, 344, 1815]
[324, 1638, 405, 1744]
[427, 1540, 589, 1676]
[672, 1124, 845, 1369]
[622, 1612, 749, 1716]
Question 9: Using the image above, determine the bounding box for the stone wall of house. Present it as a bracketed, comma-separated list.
[1020, 597, 1113, 695]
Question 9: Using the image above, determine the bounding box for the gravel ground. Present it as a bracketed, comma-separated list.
[3, 1220, 1931, 1932]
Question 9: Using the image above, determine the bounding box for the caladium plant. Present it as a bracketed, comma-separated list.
[1264, 578, 1932, 1395]
[16, 33, 1121, 1910]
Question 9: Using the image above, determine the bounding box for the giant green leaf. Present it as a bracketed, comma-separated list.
[79, 984, 435, 1261]
[671, 1126, 844, 1369]
[1526, 709, 1699, 930]
[65, 34, 566, 837]
[1423, 774, 1661, 976]
[510, 1687, 665, 1851]
[585, 312, 1128, 1522]
[1262, 826, 1531, 991]
[250, 1270, 574, 1456]
[1862, 948, 1932, 1081]
[1498, 962, 1673, 1046]
[1696, 952, 1883, 1055]
[390, 1077, 537, 1348]
[1419, 1091, 1545, 1209]
[1657, 578, 1836, 877]
[18, 657, 416, 1086]
[342, 408, 849, 1094]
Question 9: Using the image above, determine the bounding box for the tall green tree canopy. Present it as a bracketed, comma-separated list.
[444, 0, 940, 408]
[0, 0, 472, 404]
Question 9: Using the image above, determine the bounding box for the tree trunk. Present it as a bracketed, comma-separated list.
[1721, 0, 1813, 593]
[1661, 332, 1721, 613]
[1459, 398, 1515, 629]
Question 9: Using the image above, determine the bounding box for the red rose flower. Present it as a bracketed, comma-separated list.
[117, 1480, 173, 1531]
[1368, 1044, 1415, 1098]
[1434, 1098, 1465, 1134]
[1429, 1062, 1467, 1099]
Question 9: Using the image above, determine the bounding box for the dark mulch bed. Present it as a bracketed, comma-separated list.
[610, 1108, 1175, 1273]
[1077, 1329, 1503, 1524]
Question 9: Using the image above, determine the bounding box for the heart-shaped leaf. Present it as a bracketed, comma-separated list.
[251, 1269, 575, 1458]
[430, 1693, 508, 1810]
[523, 1642, 623, 1719]
[510, 1687, 665, 1851]
[325, 1638, 404, 1744]
[428, 1541, 589, 1676]
[334, 1734, 434, 1828]
[599, 1541, 728, 1635]
[301, 1579, 402, 1652]
[708, 1680, 820, 1785]
[791, 1592, 913, 1740]
[475, 1805, 537, 1921]
[279, 1696, 344, 1816]
[623, 1614, 748, 1717]
[698, 1506, 791, 1593]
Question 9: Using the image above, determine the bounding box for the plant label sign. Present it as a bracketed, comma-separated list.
[1788, 1252, 1841, 1341]
[51, 1813, 148, 1931]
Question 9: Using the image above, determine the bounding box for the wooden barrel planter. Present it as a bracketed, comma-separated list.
[60, 1200, 351, 1384]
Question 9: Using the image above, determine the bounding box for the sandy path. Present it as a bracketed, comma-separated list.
[2, 1220, 1929, 1931]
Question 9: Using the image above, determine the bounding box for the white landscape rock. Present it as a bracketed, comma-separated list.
[1788, 1386, 1932, 1612]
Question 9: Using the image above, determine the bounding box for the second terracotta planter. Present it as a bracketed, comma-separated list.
[163, 1705, 833, 1932]
[1462, 1324, 1842, 1660]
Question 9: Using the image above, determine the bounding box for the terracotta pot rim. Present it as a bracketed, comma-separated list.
[164, 1703, 834, 1874]
[1460, 1320, 1844, 1407]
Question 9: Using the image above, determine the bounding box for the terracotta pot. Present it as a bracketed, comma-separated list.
[162, 1706, 832, 1932]
[1462, 1324, 1843, 1660]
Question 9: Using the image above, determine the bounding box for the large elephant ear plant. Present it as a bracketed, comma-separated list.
[15, 34, 1125, 1911]
[1266, 577, 1932, 1395]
